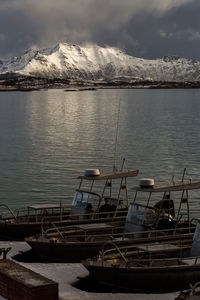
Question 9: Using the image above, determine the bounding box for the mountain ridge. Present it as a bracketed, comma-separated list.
[0, 43, 200, 82]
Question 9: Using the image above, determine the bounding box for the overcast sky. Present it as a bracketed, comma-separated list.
[0, 0, 200, 60]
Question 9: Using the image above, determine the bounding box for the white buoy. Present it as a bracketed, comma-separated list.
[139, 178, 154, 187]
[84, 169, 100, 176]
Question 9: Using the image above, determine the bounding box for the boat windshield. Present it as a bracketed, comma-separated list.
[72, 190, 101, 211]
[126, 203, 159, 227]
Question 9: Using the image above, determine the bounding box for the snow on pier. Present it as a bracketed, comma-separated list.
[0, 241, 178, 300]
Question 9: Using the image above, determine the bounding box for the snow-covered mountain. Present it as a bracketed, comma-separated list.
[1, 43, 200, 82]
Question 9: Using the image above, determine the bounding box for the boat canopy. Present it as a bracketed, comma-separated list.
[78, 169, 139, 181]
[132, 180, 200, 193]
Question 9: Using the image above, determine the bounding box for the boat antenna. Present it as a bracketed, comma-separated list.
[113, 98, 121, 172]
[172, 175, 175, 185]
[181, 168, 187, 182]
[121, 157, 125, 171]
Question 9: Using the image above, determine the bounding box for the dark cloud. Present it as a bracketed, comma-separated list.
[126, 0, 200, 59]
[90, 0, 200, 60]
[0, 0, 199, 60]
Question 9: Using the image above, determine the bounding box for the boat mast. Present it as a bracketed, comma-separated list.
[113, 98, 121, 172]
[175, 168, 190, 232]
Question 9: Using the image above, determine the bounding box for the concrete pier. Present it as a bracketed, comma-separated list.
[0, 241, 178, 300]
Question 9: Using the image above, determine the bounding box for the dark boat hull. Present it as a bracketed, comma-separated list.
[0, 221, 45, 240]
[26, 240, 102, 262]
[0, 214, 126, 240]
[26, 232, 194, 262]
[84, 263, 200, 293]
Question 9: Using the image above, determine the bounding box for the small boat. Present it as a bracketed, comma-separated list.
[26, 171, 198, 262]
[83, 222, 200, 293]
[0, 165, 139, 239]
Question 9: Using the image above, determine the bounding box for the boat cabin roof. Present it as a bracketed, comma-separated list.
[75, 189, 100, 196]
[77, 169, 139, 181]
[132, 180, 200, 193]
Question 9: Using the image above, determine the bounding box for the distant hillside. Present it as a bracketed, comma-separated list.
[0, 43, 200, 82]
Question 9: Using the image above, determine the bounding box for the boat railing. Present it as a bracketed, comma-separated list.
[69, 208, 128, 220]
[105, 232, 193, 252]
[120, 224, 196, 239]
[42, 221, 125, 238]
[41, 223, 195, 243]
[133, 255, 200, 267]
[41, 210, 126, 235]
[0, 202, 127, 223]
[0, 204, 17, 220]
[119, 225, 193, 243]
[99, 239, 194, 267]
[42, 223, 64, 239]
[14, 204, 72, 222]
[101, 241, 128, 266]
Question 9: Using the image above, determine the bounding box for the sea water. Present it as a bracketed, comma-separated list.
[0, 88, 200, 212]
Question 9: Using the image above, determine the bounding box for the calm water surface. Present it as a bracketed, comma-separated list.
[0, 88, 200, 210]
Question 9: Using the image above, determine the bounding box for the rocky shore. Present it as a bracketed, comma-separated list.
[0, 74, 70, 91]
[0, 74, 200, 91]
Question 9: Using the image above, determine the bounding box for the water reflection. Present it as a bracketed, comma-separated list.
[0, 89, 200, 209]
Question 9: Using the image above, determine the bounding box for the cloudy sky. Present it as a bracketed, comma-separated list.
[0, 0, 200, 60]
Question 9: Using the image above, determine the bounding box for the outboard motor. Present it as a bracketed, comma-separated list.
[154, 197, 175, 217]
[154, 197, 176, 231]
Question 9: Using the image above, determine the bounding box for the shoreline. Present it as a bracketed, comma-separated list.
[1, 75, 200, 91]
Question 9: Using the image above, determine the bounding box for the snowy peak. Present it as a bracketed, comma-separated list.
[0, 43, 200, 82]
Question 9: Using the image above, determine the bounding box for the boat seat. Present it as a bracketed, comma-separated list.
[182, 257, 200, 265]
[112, 237, 129, 241]
[136, 243, 180, 253]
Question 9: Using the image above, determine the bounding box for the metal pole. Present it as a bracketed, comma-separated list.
[181, 168, 187, 182]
